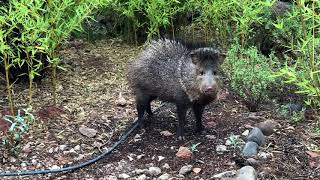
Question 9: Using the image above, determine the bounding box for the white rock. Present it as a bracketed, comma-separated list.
[59, 145, 67, 151]
[137, 174, 147, 180]
[74, 145, 81, 151]
[179, 165, 193, 175]
[137, 154, 145, 159]
[79, 126, 98, 138]
[213, 170, 237, 178]
[118, 173, 130, 179]
[48, 148, 54, 153]
[242, 130, 250, 136]
[236, 166, 257, 180]
[162, 163, 170, 169]
[148, 166, 162, 176]
[157, 173, 170, 180]
[216, 145, 228, 152]
[158, 156, 165, 162]
[50, 165, 60, 170]
[205, 135, 216, 139]
[257, 152, 272, 160]
[20, 162, 27, 167]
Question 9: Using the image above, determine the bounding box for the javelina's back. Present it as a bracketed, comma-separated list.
[127, 39, 190, 102]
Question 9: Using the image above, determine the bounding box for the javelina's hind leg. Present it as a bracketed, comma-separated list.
[192, 104, 205, 134]
[176, 103, 188, 142]
[136, 94, 151, 129]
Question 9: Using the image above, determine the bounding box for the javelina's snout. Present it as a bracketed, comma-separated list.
[199, 70, 220, 96]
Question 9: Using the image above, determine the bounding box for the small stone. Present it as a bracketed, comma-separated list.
[20, 162, 27, 167]
[93, 141, 103, 148]
[247, 127, 266, 146]
[242, 141, 259, 157]
[137, 174, 147, 180]
[118, 173, 130, 179]
[134, 169, 147, 175]
[257, 152, 272, 160]
[137, 154, 145, 159]
[162, 163, 170, 169]
[116, 93, 127, 106]
[192, 168, 202, 174]
[160, 130, 174, 136]
[179, 165, 193, 175]
[158, 173, 170, 180]
[216, 145, 227, 153]
[242, 130, 250, 136]
[31, 159, 37, 166]
[176, 146, 192, 158]
[48, 148, 54, 153]
[103, 175, 118, 180]
[59, 145, 67, 151]
[36, 163, 42, 168]
[256, 120, 278, 136]
[9, 157, 17, 163]
[236, 166, 257, 180]
[158, 156, 165, 162]
[134, 134, 142, 142]
[148, 167, 162, 176]
[74, 145, 81, 151]
[79, 126, 97, 138]
[54, 147, 59, 152]
[22, 142, 32, 153]
[50, 165, 60, 170]
[225, 140, 232, 146]
[212, 170, 237, 178]
[205, 135, 216, 139]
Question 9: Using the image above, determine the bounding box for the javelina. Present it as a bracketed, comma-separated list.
[127, 38, 224, 140]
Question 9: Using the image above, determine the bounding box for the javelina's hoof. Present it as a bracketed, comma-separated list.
[177, 136, 185, 142]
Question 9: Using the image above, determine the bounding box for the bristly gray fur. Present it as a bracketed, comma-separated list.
[127, 38, 219, 104]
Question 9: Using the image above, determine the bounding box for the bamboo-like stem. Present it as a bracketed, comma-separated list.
[3, 54, 14, 115]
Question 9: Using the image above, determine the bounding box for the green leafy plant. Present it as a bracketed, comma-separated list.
[276, 104, 305, 124]
[2, 107, 35, 155]
[227, 134, 243, 148]
[0, 0, 110, 108]
[189, 142, 201, 153]
[222, 43, 277, 111]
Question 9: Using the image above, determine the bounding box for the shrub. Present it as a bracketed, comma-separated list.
[0, 0, 109, 111]
[2, 107, 34, 156]
[222, 43, 276, 111]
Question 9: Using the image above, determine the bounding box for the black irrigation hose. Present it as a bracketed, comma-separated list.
[0, 104, 165, 177]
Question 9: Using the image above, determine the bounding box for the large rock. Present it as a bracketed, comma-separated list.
[242, 141, 259, 157]
[236, 166, 257, 180]
[247, 127, 266, 146]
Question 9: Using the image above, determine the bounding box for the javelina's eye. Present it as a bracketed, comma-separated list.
[213, 71, 217, 75]
[199, 70, 204, 75]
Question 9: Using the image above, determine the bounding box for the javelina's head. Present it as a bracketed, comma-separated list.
[190, 48, 225, 96]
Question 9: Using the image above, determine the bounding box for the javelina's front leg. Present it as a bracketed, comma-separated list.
[192, 104, 205, 133]
[176, 103, 188, 141]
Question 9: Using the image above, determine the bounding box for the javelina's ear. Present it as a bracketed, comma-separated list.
[218, 51, 226, 64]
[190, 51, 199, 64]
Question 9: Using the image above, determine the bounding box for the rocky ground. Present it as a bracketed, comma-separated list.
[0, 38, 319, 180]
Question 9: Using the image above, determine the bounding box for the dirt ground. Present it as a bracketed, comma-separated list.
[0, 38, 319, 180]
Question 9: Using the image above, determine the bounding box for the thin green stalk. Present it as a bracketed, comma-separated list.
[52, 64, 57, 105]
[3, 54, 14, 115]
[26, 54, 33, 107]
